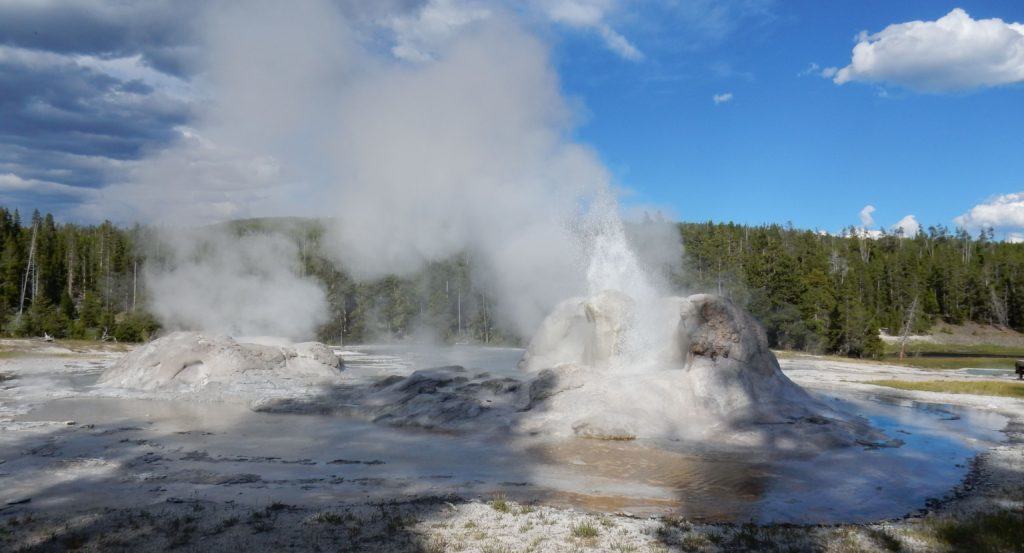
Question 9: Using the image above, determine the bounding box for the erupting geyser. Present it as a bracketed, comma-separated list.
[516, 291, 895, 451]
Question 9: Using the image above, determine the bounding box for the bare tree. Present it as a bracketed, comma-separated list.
[898, 296, 919, 361]
[18, 220, 39, 318]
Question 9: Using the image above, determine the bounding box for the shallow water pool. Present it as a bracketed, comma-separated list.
[1, 345, 1010, 524]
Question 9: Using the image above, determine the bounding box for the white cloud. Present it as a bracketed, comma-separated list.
[0, 173, 96, 198]
[80, 127, 289, 225]
[954, 192, 1024, 231]
[0, 45, 193, 100]
[859, 204, 875, 227]
[1008, 232, 1024, 243]
[800, 62, 837, 78]
[845, 227, 883, 239]
[832, 8, 1024, 92]
[386, 0, 491, 62]
[533, 0, 643, 61]
[385, 0, 643, 62]
[891, 214, 920, 236]
[595, 24, 643, 61]
[712, 92, 733, 104]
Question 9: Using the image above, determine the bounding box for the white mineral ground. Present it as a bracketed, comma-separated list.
[1, 318, 1023, 550]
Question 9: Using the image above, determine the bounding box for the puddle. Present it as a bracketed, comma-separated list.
[2, 346, 1011, 523]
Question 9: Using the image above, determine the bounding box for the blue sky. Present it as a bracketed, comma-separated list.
[1, 1, 1022, 238]
[551, 0, 1024, 235]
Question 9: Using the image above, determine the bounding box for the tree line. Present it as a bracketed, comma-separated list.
[2, 205, 1023, 358]
[678, 222, 1023, 357]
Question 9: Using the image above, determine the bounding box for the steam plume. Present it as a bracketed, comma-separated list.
[116, 0, 677, 339]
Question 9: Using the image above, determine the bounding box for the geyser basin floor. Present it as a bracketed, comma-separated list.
[0, 345, 1014, 527]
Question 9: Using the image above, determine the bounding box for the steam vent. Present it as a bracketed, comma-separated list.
[517, 292, 896, 452]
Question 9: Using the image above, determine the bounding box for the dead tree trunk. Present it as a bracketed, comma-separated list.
[898, 296, 919, 361]
[18, 221, 38, 318]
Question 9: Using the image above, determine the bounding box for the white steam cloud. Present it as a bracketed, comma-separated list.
[113, 0, 673, 340]
[145, 228, 328, 340]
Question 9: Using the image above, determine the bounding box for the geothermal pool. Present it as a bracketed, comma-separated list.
[0, 345, 1008, 524]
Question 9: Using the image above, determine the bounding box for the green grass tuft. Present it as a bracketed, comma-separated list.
[570, 520, 599, 539]
[489, 493, 512, 513]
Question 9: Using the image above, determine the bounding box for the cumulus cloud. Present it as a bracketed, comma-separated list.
[954, 192, 1024, 232]
[859, 204, 875, 227]
[831, 8, 1024, 92]
[712, 92, 733, 104]
[891, 214, 920, 236]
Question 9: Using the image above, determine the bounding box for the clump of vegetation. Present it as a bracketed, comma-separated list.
[423, 535, 450, 553]
[571, 520, 600, 539]
[488, 493, 512, 513]
[871, 379, 1024, 399]
[313, 511, 345, 525]
[926, 509, 1024, 552]
[210, 516, 239, 535]
[248, 509, 274, 533]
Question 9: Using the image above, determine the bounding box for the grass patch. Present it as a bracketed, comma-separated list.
[488, 493, 512, 513]
[570, 520, 599, 539]
[870, 379, 1024, 399]
[883, 342, 1024, 357]
[886, 356, 1017, 370]
[927, 509, 1024, 552]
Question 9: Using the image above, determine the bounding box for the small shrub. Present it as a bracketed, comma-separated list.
[571, 520, 600, 539]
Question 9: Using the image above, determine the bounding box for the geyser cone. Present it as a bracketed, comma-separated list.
[517, 292, 896, 451]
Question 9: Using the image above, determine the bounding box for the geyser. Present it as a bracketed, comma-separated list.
[517, 291, 894, 450]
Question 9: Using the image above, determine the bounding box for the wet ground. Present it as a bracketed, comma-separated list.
[0, 344, 1012, 526]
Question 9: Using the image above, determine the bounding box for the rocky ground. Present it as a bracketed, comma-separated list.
[1, 341, 1022, 552]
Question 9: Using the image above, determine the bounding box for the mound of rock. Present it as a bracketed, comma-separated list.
[516, 292, 896, 451]
[98, 332, 343, 394]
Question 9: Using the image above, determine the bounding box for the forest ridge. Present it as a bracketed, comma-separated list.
[1, 206, 1021, 358]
